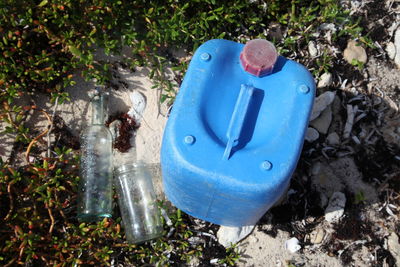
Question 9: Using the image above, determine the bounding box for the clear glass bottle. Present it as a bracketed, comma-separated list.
[77, 88, 113, 222]
[114, 157, 163, 243]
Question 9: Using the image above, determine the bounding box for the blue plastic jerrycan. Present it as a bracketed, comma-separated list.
[161, 39, 315, 226]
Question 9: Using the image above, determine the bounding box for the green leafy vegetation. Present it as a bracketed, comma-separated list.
[0, 0, 367, 265]
[218, 244, 241, 266]
[354, 191, 366, 205]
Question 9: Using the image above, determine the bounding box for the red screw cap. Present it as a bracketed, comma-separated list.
[240, 39, 278, 77]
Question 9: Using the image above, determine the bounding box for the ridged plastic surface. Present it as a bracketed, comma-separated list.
[161, 39, 315, 226]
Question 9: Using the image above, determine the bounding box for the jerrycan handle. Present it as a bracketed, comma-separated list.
[223, 84, 254, 160]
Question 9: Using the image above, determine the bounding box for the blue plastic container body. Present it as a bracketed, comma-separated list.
[161, 39, 315, 226]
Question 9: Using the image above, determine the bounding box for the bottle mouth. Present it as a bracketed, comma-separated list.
[114, 163, 138, 174]
[114, 162, 150, 174]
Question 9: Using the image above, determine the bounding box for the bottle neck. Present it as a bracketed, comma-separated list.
[91, 94, 104, 125]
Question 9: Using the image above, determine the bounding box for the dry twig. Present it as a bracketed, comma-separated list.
[4, 180, 15, 221]
[25, 108, 51, 164]
[48, 204, 55, 234]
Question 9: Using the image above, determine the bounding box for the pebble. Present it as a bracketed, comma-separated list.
[319, 23, 337, 32]
[343, 40, 367, 64]
[394, 27, 400, 68]
[388, 232, 400, 266]
[310, 228, 325, 244]
[210, 259, 218, 264]
[319, 23, 337, 43]
[308, 41, 318, 57]
[310, 91, 335, 121]
[189, 257, 200, 267]
[305, 127, 320, 142]
[310, 106, 332, 134]
[386, 42, 396, 60]
[326, 132, 340, 146]
[127, 90, 146, 123]
[188, 236, 204, 246]
[285, 237, 301, 253]
[324, 192, 346, 223]
[217, 225, 255, 248]
[317, 72, 333, 88]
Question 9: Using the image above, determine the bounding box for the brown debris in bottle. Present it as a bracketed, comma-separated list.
[106, 112, 138, 152]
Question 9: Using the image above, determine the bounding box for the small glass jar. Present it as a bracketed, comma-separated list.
[114, 162, 163, 243]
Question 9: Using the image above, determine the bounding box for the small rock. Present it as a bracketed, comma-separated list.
[344, 40, 367, 64]
[317, 72, 333, 88]
[386, 42, 396, 60]
[311, 31, 320, 38]
[188, 256, 200, 267]
[310, 228, 325, 244]
[326, 132, 340, 146]
[308, 41, 318, 57]
[388, 232, 400, 266]
[319, 23, 337, 32]
[305, 127, 320, 142]
[394, 27, 400, 68]
[128, 90, 146, 123]
[217, 225, 255, 247]
[188, 236, 205, 246]
[285, 237, 301, 253]
[210, 259, 218, 264]
[310, 91, 336, 121]
[319, 23, 337, 43]
[310, 106, 332, 134]
[324, 192, 346, 223]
